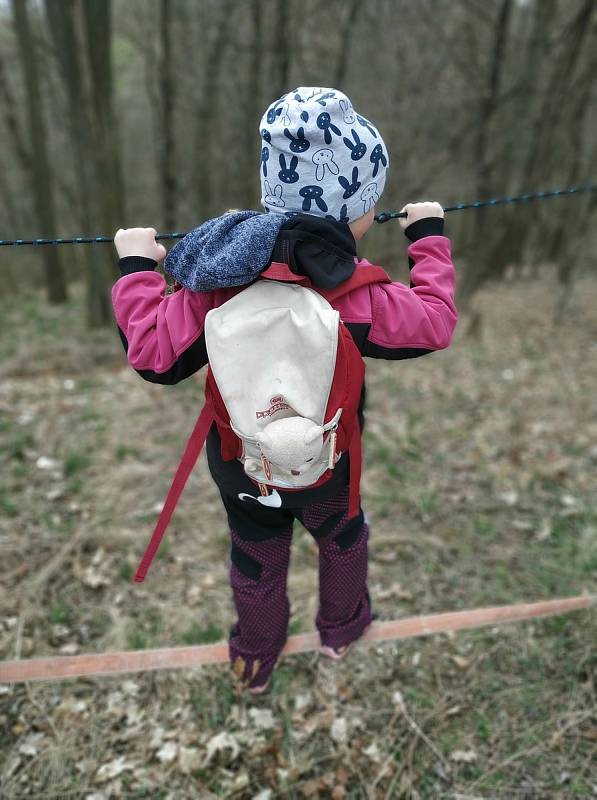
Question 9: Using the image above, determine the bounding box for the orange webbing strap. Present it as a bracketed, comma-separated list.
[0, 595, 593, 683]
[133, 402, 214, 583]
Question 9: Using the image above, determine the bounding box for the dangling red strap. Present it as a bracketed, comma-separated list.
[348, 425, 362, 519]
[133, 402, 214, 583]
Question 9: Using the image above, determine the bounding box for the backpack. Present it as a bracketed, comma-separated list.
[133, 260, 390, 582]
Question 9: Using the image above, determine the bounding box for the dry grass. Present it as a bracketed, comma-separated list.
[0, 269, 596, 799]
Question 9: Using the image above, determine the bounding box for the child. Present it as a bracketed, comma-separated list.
[112, 87, 457, 694]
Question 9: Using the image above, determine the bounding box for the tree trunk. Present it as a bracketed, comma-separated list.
[458, 0, 513, 308]
[82, 0, 126, 270]
[45, 0, 111, 328]
[242, 0, 263, 209]
[488, 0, 594, 285]
[193, 0, 234, 220]
[334, 0, 361, 88]
[12, 0, 68, 304]
[159, 0, 177, 230]
[271, 0, 291, 99]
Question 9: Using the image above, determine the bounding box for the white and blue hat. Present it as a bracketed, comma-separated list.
[259, 87, 389, 223]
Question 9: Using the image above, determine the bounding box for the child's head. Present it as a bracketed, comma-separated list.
[259, 87, 388, 235]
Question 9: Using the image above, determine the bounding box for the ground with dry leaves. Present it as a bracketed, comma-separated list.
[0, 269, 596, 799]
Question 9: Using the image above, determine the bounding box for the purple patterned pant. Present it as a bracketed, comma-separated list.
[221, 487, 373, 689]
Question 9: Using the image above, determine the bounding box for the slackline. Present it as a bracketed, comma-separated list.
[1, 594, 593, 684]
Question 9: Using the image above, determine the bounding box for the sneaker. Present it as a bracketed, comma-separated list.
[247, 677, 270, 695]
[319, 613, 378, 661]
[319, 642, 354, 660]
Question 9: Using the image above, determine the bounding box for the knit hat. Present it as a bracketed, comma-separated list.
[259, 87, 389, 223]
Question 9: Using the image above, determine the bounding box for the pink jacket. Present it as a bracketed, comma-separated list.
[112, 235, 457, 380]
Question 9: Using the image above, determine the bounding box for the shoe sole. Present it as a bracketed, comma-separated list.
[319, 642, 354, 660]
[319, 616, 378, 661]
[247, 678, 270, 695]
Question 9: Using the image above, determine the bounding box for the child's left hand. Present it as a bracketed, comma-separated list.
[114, 227, 167, 262]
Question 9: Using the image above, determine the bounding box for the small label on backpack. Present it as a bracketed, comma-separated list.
[256, 395, 291, 419]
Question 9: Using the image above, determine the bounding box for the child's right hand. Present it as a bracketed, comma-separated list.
[114, 227, 167, 262]
[399, 202, 444, 231]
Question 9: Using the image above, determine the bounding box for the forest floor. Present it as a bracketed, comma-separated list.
[0, 270, 596, 799]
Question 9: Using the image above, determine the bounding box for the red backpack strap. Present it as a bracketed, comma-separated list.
[260, 261, 313, 285]
[205, 367, 242, 460]
[318, 263, 391, 303]
[133, 401, 214, 583]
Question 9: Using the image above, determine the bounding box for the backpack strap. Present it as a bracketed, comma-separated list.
[133, 400, 214, 583]
[260, 260, 312, 285]
[260, 260, 391, 299]
[318, 263, 391, 302]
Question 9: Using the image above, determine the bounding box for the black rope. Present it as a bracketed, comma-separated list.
[375, 184, 597, 223]
[1, 184, 595, 246]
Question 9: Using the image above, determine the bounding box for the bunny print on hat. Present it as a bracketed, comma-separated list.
[259, 87, 388, 223]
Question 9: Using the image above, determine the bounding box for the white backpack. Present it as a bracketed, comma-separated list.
[204, 280, 343, 491]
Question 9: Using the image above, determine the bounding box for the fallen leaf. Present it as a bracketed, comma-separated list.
[445, 705, 462, 717]
[301, 777, 329, 798]
[36, 456, 58, 470]
[251, 790, 273, 800]
[18, 733, 45, 757]
[178, 746, 201, 775]
[121, 680, 140, 696]
[95, 756, 134, 783]
[249, 707, 276, 731]
[227, 771, 250, 791]
[294, 692, 312, 713]
[331, 717, 348, 745]
[364, 741, 382, 763]
[156, 742, 178, 763]
[204, 731, 241, 765]
[56, 698, 88, 716]
[149, 726, 164, 748]
[449, 749, 478, 763]
[80, 565, 110, 589]
[335, 765, 351, 784]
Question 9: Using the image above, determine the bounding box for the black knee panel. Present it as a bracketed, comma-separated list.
[231, 542, 263, 580]
[333, 511, 365, 551]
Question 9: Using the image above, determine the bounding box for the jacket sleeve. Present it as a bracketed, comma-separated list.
[111, 257, 213, 384]
[362, 229, 457, 360]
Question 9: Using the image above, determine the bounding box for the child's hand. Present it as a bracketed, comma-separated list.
[399, 202, 444, 231]
[114, 227, 167, 262]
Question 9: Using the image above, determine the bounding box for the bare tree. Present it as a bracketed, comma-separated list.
[457, 0, 514, 308]
[12, 0, 68, 304]
[0, 53, 31, 170]
[159, 0, 177, 230]
[334, 0, 361, 88]
[242, 0, 263, 209]
[271, 0, 290, 99]
[45, 0, 111, 327]
[81, 1, 126, 237]
[192, 0, 234, 220]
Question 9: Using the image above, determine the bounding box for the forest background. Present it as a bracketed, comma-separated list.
[0, 0, 596, 324]
[0, 1, 596, 798]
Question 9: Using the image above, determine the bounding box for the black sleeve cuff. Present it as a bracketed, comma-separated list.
[118, 256, 158, 276]
[404, 216, 444, 243]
